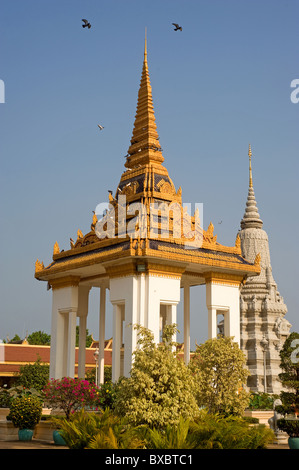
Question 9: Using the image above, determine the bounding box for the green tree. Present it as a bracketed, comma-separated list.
[16, 357, 49, 392]
[277, 332, 299, 416]
[75, 326, 93, 348]
[27, 331, 51, 345]
[190, 336, 250, 416]
[4, 334, 22, 343]
[114, 324, 199, 429]
[276, 332, 299, 438]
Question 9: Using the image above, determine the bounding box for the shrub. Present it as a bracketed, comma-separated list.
[43, 377, 100, 420]
[52, 408, 275, 450]
[248, 392, 278, 410]
[0, 386, 12, 408]
[188, 411, 274, 449]
[190, 336, 250, 416]
[136, 412, 274, 450]
[8, 395, 42, 430]
[15, 357, 49, 392]
[114, 324, 199, 428]
[142, 416, 194, 449]
[277, 418, 299, 438]
[55, 408, 144, 449]
[7, 385, 42, 399]
[97, 382, 118, 410]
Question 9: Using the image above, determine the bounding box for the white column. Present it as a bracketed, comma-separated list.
[138, 273, 146, 327]
[77, 286, 90, 379]
[166, 303, 177, 351]
[49, 283, 79, 379]
[226, 289, 240, 344]
[78, 314, 87, 379]
[208, 307, 218, 339]
[66, 310, 77, 377]
[50, 307, 66, 379]
[123, 277, 139, 378]
[112, 303, 122, 382]
[99, 286, 106, 385]
[146, 276, 161, 344]
[184, 285, 190, 364]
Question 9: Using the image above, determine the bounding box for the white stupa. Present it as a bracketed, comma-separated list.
[238, 145, 291, 394]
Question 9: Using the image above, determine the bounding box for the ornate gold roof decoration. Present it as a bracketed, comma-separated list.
[203, 222, 217, 245]
[235, 234, 241, 253]
[254, 253, 261, 266]
[91, 211, 98, 231]
[35, 259, 44, 273]
[53, 241, 60, 255]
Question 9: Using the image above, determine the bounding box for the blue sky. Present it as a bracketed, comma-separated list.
[0, 0, 298, 347]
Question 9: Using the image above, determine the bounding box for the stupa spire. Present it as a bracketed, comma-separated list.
[240, 145, 263, 229]
[125, 33, 164, 169]
[249, 143, 253, 188]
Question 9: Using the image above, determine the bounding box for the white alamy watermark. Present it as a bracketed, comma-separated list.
[290, 79, 299, 104]
[0, 80, 5, 103]
[94, 195, 204, 249]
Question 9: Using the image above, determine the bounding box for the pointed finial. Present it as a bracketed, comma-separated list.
[144, 27, 147, 60]
[53, 241, 60, 255]
[248, 144, 253, 188]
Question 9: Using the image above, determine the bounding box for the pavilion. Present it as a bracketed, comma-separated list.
[35, 37, 260, 383]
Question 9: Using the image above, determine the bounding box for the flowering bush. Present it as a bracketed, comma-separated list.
[97, 382, 117, 410]
[43, 378, 100, 420]
[8, 395, 42, 430]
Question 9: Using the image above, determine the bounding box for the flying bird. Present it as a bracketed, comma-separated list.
[82, 19, 91, 29]
[98, 124, 104, 130]
[172, 23, 182, 31]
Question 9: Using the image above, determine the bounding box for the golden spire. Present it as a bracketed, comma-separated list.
[125, 33, 164, 169]
[144, 27, 147, 60]
[248, 143, 253, 188]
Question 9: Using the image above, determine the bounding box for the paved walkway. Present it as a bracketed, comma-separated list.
[0, 439, 68, 449]
[0, 439, 289, 450]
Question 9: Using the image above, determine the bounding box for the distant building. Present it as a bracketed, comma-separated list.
[0, 340, 112, 387]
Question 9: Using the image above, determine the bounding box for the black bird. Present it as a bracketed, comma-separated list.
[82, 19, 91, 29]
[172, 23, 182, 31]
